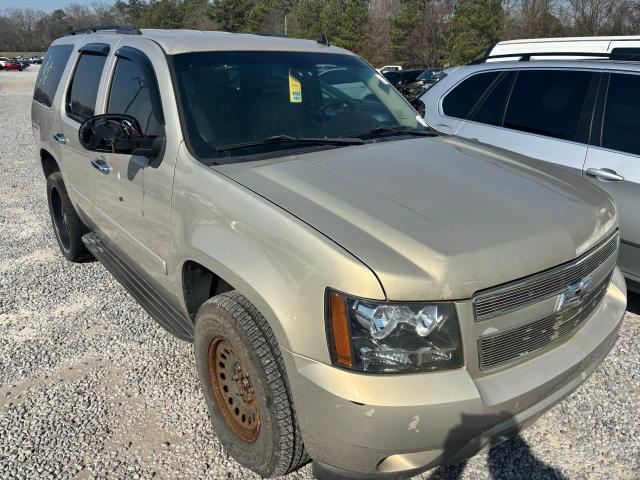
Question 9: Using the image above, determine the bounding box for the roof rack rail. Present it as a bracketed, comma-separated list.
[468, 51, 640, 65]
[66, 25, 141, 36]
[257, 33, 290, 38]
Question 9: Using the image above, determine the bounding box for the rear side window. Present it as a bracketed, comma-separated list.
[107, 54, 164, 137]
[503, 70, 596, 142]
[469, 71, 515, 126]
[66, 53, 108, 123]
[602, 73, 640, 156]
[442, 71, 500, 119]
[34, 44, 73, 107]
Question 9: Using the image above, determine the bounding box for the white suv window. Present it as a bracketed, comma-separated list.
[601, 73, 640, 156]
[503, 70, 596, 143]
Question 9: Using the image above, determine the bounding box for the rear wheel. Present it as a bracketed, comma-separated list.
[46, 172, 91, 262]
[194, 292, 309, 477]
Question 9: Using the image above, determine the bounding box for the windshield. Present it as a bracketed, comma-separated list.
[171, 51, 425, 161]
[418, 69, 442, 81]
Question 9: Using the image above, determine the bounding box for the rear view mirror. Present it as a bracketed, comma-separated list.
[79, 114, 163, 158]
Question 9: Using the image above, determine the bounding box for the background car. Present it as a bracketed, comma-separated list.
[400, 68, 445, 100]
[377, 64, 402, 73]
[0, 56, 8, 69]
[420, 54, 640, 293]
[16, 57, 30, 69]
[413, 68, 444, 87]
[487, 35, 640, 60]
[3, 58, 22, 71]
[382, 68, 426, 89]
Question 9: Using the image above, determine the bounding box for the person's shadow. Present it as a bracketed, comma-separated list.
[425, 412, 566, 480]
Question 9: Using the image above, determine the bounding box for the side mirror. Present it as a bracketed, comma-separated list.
[78, 114, 164, 158]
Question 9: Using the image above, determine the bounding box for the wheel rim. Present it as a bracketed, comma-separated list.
[50, 186, 71, 251]
[208, 338, 260, 442]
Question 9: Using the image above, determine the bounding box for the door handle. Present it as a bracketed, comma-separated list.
[585, 168, 624, 182]
[53, 133, 67, 145]
[91, 158, 111, 174]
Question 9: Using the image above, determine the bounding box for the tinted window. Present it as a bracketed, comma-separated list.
[66, 53, 107, 122]
[443, 72, 500, 119]
[172, 51, 423, 162]
[34, 45, 73, 107]
[108, 56, 164, 137]
[470, 71, 515, 126]
[383, 71, 401, 86]
[602, 73, 640, 155]
[611, 48, 640, 60]
[504, 70, 595, 141]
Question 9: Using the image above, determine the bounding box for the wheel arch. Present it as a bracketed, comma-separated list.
[179, 256, 293, 351]
[182, 260, 234, 322]
[40, 148, 60, 178]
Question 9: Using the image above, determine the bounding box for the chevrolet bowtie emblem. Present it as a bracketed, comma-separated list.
[556, 277, 593, 312]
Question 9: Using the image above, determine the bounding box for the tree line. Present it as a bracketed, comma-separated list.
[2, 0, 640, 67]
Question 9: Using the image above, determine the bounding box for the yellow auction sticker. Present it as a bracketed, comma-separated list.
[289, 70, 302, 103]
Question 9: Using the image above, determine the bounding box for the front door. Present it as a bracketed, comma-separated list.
[90, 45, 176, 284]
[584, 72, 640, 284]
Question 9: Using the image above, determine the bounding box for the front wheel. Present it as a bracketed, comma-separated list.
[194, 292, 309, 477]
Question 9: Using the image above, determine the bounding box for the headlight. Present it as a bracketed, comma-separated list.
[326, 290, 463, 373]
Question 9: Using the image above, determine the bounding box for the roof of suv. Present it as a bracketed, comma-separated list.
[55, 29, 353, 56]
[449, 57, 640, 75]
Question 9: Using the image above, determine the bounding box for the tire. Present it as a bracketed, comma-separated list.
[46, 171, 91, 262]
[194, 292, 309, 477]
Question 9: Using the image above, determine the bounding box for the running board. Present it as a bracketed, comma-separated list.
[83, 232, 193, 341]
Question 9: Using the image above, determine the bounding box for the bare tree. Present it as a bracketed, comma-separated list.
[505, 0, 564, 38]
[565, 0, 618, 35]
[363, 0, 401, 65]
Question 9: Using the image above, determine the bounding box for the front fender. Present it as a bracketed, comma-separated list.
[168, 145, 385, 363]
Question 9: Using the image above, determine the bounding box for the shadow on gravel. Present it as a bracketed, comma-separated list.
[425, 412, 566, 480]
[626, 291, 640, 315]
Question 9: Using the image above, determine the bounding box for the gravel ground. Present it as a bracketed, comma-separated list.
[0, 67, 638, 480]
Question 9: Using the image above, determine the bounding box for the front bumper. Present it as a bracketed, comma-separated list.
[282, 267, 627, 478]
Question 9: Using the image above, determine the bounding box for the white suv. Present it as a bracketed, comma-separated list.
[421, 55, 640, 293]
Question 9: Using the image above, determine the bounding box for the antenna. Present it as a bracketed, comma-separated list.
[317, 33, 330, 47]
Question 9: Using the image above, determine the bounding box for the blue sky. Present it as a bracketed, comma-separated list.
[0, 0, 116, 11]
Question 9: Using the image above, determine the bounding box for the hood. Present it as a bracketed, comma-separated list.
[214, 136, 617, 300]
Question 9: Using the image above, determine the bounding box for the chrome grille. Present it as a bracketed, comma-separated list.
[473, 232, 618, 321]
[478, 273, 611, 370]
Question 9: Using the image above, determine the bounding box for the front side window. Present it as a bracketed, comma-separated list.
[34, 44, 73, 107]
[171, 51, 424, 162]
[108, 54, 164, 137]
[503, 70, 596, 142]
[66, 52, 108, 122]
[442, 71, 500, 119]
[602, 73, 640, 156]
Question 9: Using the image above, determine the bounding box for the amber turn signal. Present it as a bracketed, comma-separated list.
[329, 291, 353, 367]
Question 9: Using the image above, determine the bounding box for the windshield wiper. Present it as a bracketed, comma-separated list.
[216, 135, 365, 154]
[347, 125, 439, 140]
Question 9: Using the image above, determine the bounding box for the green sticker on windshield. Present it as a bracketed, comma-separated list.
[289, 70, 302, 103]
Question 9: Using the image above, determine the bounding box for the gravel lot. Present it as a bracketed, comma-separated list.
[0, 67, 639, 480]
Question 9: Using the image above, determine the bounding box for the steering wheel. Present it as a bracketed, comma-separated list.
[319, 99, 356, 116]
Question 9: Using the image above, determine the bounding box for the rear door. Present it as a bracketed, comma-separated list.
[54, 43, 110, 215]
[456, 68, 601, 173]
[584, 72, 640, 283]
